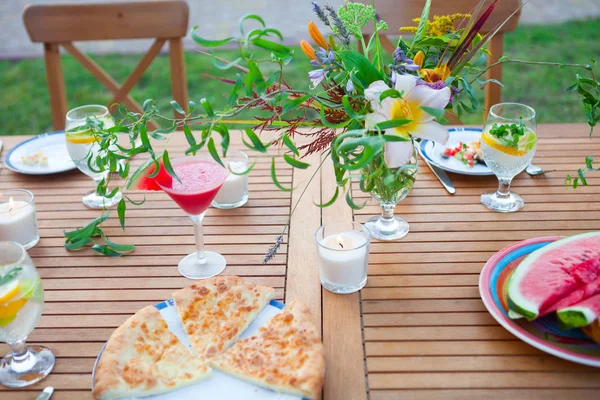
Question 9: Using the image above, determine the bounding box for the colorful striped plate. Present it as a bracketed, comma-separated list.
[479, 236, 600, 367]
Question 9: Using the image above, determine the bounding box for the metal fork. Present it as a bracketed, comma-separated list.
[526, 163, 555, 176]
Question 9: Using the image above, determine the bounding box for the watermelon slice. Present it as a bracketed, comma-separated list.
[557, 293, 600, 330]
[507, 232, 600, 321]
[127, 159, 171, 191]
[542, 276, 600, 316]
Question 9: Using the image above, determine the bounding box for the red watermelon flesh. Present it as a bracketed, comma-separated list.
[507, 232, 600, 321]
[557, 293, 600, 330]
[571, 256, 600, 284]
[541, 276, 600, 316]
[127, 159, 171, 191]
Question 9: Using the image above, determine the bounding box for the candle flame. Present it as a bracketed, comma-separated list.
[336, 235, 344, 249]
[8, 197, 15, 211]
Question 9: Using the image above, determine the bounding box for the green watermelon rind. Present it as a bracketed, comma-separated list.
[507, 232, 600, 321]
[127, 158, 160, 190]
[557, 307, 596, 330]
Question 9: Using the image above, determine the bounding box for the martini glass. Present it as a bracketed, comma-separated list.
[155, 155, 229, 279]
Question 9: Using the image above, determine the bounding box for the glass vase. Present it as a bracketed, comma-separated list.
[361, 142, 418, 241]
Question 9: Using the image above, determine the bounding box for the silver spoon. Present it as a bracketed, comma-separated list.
[526, 163, 554, 176]
[35, 386, 54, 400]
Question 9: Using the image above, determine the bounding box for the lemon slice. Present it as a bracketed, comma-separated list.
[0, 279, 19, 303]
[0, 314, 16, 327]
[524, 131, 538, 151]
[0, 298, 27, 319]
[66, 129, 97, 145]
[481, 132, 526, 157]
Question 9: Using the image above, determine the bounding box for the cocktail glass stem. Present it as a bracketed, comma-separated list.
[191, 213, 207, 264]
[82, 173, 122, 209]
[177, 212, 226, 280]
[365, 202, 410, 241]
[496, 178, 512, 198]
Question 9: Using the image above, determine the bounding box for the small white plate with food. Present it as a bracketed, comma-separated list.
[4, 131, 76, 175]
[419, 127, 494, 176]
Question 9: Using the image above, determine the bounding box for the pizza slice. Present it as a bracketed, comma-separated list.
[93, 306, 210, 399]
[209, 300, 325, 399]
[172, 275, 275, 358]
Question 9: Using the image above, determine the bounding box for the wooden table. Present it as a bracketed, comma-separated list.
[1, 123, 600, 399]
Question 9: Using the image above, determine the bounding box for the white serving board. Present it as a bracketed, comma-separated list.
[92, 299, 304, 400]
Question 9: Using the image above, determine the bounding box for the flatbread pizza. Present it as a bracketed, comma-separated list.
[172, 276, 275, 358]
[210, 300, 325, 399]
[93, 306, 210, 399]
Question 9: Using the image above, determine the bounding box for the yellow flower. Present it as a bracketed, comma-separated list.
[413, 51, 424, 67]
[399, 13, 471, 37]
[420, 64, 451, 83]
[308, 22, 329, 50]
[300, 40, 317, 60]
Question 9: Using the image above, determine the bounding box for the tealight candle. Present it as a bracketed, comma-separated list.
[0, 189, 40, 249]
[315, 222, 371, 294]
[212, 150, 249, 209]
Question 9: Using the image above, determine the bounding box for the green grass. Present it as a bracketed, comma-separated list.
[1, 17, 598, 135]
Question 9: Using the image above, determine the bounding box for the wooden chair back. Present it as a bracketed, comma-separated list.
[358, 0, 522, 120]
[23, 0, 190, 131]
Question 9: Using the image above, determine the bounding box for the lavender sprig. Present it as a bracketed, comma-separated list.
[324, 5, 351, 47]
[312, 2, 330, 27]
[263, 235, 284, 264]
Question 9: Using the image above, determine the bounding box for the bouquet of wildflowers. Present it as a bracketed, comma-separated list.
[64, 0, 600, 257]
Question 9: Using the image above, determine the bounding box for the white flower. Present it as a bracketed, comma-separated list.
[365, 74, 451, 168]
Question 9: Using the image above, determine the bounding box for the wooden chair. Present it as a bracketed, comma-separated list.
[23, 0, 190, 131]
[359, 0, 521, 120]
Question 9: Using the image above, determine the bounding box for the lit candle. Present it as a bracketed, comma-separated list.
[212, 151, 249, 209]
[0, 190, 40, 249]
[315, 224, 370, 294]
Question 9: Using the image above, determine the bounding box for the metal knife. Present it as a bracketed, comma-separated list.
[35, 386, 54, 400]
[419, 153, 456, 195]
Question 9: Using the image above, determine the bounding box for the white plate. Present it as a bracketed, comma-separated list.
[92, 299, 306, 400]
[419, 127, 494, 176]
[4, 131, 76, 175]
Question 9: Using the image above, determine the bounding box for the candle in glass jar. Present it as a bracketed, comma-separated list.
[0, 196, 40, 249]
[212, 160, 249, 208]
[317, 230, 369, 292]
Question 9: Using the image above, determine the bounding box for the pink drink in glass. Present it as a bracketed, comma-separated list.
[155, 157, 229, 279]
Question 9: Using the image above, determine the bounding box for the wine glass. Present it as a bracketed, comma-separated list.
[480, 103, 537, 213]
[362, 142, 418, 240]
[65, 105, 122, 209]
[0, 241, 54, 387]
[154, 155, 229, 279]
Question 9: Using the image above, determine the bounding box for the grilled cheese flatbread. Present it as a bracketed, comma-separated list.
[210, 300, 325, 399]
[93, 306, 210, 399]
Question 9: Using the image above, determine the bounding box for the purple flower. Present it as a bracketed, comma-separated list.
[309, 69, 327, 88]
[315, 48, 335, 65]
[346, 79, 355, 93]
[391, 47, 420, 75]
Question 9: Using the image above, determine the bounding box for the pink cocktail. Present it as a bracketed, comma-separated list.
[155, 156, 229, 279]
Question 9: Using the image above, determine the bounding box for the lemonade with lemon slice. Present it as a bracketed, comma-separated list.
[65, 115, 114, 180]
[481, 122, 537, 180]
[0, 262, 43, 344]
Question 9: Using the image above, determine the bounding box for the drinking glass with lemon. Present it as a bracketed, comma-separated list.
[0, 241, 54, 387]
[480, 103, 537, 212]
[65, 105, 122, 208]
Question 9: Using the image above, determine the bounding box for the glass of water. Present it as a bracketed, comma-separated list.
[65, 105, 122, 209]
[480, 103, 537, 213]
[0, 241, 54, 387]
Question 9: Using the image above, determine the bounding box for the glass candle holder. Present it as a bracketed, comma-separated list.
[315, 222, 371, 294]
[0, 190, 40, 250]
[211, 150, 249, 209]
